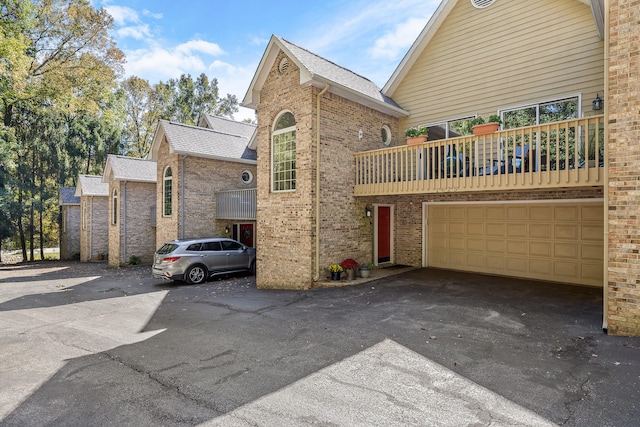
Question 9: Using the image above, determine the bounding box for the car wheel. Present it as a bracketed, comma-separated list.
[250, 261, 256, 275]
[186, 264, 207, 285]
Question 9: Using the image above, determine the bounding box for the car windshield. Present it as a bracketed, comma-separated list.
[157, 243, 179, 255]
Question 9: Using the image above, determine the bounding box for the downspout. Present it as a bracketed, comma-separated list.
[123, 181, 127, 264]
[313, 84, 330, 281]
[89, 196, 92, 260]
[181, 155, 186, 239]
[602, 2, 609, 333]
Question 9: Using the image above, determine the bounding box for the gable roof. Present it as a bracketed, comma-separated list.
[383, 0, 605, 95]
[149, 120, 257, 164]
[59, 187, 80, 206]
[75, 175, 108, 197]
[242, 35, 408, 118]
[102, 155, 157, 184]
[198, 115, 258, 150]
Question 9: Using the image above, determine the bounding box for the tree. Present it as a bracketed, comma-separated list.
[0, 0, 125, 261]
[121, 76, 160, 158]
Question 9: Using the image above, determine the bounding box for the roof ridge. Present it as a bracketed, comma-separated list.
[205, 114, 257, 128]
[163, 120, 245, 139]
[279, 36, 380, 89]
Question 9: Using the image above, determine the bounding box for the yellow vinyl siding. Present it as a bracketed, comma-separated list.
[427, 202, 604, 287]
[393, 0, 604, 131]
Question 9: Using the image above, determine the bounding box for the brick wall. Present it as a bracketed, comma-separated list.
[60, 205, 80, 260]
[607, 0, 640, 336]
[155, 137, 180, 247]
[80, 195, 108, 262]
[109, 178, 157, 267]
[182, 156, 256, 239]
[255, 51, 399, 289]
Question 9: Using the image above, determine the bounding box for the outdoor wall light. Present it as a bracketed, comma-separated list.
[593, 93, 603, 111]
[365, 205, 372, 217]
[225, 226, 229, 234]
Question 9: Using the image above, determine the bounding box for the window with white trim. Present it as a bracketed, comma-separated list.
[81, 200, 87, 230]
[424, 115, 477, 140]
[501, 97, 579, 129]
[163, 167, 173, 216]
[112, 189, 118, 225]
[271, 111, 296, 192]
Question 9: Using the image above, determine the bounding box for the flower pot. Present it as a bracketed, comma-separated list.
[346, 269, 356, 280]
[331, 271, 341, 281]
[406, 136, 427, 146]
[359, 268, 371, 278]
[472, 122, 500, 136]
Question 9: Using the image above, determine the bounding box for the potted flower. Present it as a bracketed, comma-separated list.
[328, 263, 344, 281]
[340, 258, 359, 280]
[471, 114, 502, 136]
[405, 126, 428, 145]
[358, 262, 374, 278]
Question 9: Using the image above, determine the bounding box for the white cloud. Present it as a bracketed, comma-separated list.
[104, 5, 140, 25]
[175, 40, 225, 57]
[142, 9, 163, 19]
[117, 24, 151, 40]
[370, 16, 430, 59]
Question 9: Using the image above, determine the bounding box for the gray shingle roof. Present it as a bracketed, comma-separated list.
[159, 120, 257, 162]
[200, 115, 257, 139]
[105, 155, 157, 182]
[75, 175, 109, 197]
[277, 36, 400, 107]
[59, 187, 80, 205]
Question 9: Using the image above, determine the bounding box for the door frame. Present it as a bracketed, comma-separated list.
[373, 204, 395, 266]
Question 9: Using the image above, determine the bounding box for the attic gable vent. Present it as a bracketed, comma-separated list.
[278, 58, 289, 74]
[471, 0, 496, 8]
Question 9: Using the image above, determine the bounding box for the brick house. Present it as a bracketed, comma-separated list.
[102, 155, 157, 267]
[149, 118, 258, 248]
[58, 187, 80, 260]
[75, 175, 108, 262]
[242, 0, 640, 335]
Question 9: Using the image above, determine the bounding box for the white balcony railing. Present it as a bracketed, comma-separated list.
[215, 188, 256, 220]
[354, 115, 605, 196]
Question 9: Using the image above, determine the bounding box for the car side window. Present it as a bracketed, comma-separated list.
[186, 243, 202, 251]
[221, 240, 243, 251]
[202, 241, 222, 251]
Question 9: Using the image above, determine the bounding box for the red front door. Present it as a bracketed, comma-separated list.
[239, 224, 254, 247]
[377, 206, 391, 263]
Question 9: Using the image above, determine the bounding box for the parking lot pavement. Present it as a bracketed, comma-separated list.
[1, 261, 639, 426]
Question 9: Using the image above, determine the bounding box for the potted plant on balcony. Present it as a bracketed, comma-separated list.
[340, 258, 359, 280]
[471, 114, 502, 136]
[405, 126, 428, 145]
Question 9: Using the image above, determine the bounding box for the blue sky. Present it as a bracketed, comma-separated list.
[100, 0, 440, 120]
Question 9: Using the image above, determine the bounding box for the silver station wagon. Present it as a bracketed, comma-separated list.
[153, 237, 256, 284]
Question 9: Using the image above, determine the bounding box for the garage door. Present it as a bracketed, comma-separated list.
[427, 202, 603, 287]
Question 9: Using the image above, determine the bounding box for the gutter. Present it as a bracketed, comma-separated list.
[313, 84, 330, 282]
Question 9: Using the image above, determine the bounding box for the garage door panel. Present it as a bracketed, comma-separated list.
[467, 239, 485, 252]
[555, 224, 579, 240]
[555, 243, 578, 258]
[530, 241, 552, 257]
[428, 202, 603, 287]
[506, 240, 527, 255]
[530, 259, 552, 275]
[530, 224, 552, 239]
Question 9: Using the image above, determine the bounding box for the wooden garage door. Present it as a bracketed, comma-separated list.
[427, 202, 603, 287]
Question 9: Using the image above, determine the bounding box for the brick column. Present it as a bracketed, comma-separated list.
[607, 0, 640, 335]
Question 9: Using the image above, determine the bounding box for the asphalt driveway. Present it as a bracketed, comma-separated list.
[0, 261, 638, 426]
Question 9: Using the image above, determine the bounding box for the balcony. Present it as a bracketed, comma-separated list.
[354, 116, 604, 196]
[216, 188, 257, 220]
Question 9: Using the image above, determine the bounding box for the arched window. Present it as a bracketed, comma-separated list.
[271, 111, 296, 192]
[163, 167, 173, 216]
[112, 189, 118, 225]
